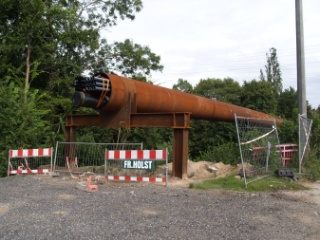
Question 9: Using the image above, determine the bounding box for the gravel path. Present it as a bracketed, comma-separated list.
[0, 175, 319, 240]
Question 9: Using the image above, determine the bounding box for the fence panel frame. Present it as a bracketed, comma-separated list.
[298, 114, 313, 174]
[235, 114, 282, 188]
[105, 149, 168, 187]
[8, 148, 53, 176]
[53, 141, 143, 175]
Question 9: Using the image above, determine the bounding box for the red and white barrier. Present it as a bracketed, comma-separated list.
[105, 175, 165, 182]
[9, 148, 52, 158]
[105, 149, 168, 186]
[105, 149, 167, 160]
[8, 148, 53, 176]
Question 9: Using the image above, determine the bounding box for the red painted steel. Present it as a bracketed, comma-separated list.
[70, 73, 283, 179]
[92, 73, 282, 125]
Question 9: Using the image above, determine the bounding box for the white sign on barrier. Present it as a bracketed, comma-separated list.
[105, 149, 168, 186]
[123, 160, 154, 170]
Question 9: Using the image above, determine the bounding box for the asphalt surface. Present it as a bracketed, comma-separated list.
[0, 174, 319, 240]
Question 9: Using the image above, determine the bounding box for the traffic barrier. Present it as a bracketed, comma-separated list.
[251, 144, 298, 166]
[105, 149, 168, 186]
[8, 148, 53, 176]
[277, 144, 298, 166]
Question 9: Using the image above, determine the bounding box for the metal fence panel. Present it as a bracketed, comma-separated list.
[8, 148, 53, 176]
[53, 142, 143, 175]
[299, 114, 313, 173]
[235, 115, 281, 188]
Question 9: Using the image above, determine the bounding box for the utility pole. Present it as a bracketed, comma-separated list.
[295, 0, 307, 115]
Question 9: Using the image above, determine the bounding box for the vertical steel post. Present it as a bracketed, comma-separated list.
[172, 128, 189, 179]
[66, 126, 76, 163]
[295, 0, 307, 116]
[234, 114, 248, 188]
[299, 114, 302, 173]
[66, 126, 76, 142]
[53, 142, 59, 172]
[50, 147, 53, 172]
[7, 151, 10, 177]
[165, 147, 168, 187]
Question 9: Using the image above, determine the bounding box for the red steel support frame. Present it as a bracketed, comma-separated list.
[67, 73, 282, 179]
[65, 94, 191, 179]
[173, 128, 189, 179]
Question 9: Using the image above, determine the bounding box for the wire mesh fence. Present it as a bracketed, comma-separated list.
[235, 115, 282, 187]
[8, 148, 53, 175]
[53, 142, 143, 175]
[299, 114, 313, 173]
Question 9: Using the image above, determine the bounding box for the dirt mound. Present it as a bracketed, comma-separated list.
[167, 160, 235, 180]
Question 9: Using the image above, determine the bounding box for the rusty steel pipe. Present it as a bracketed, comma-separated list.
[73, 73, 282, 126]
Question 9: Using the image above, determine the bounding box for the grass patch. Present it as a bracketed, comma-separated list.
[189, 174, 309, 192]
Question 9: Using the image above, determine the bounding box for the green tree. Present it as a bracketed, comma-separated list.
[194, 78, 241, 104]
[0, 0, 167, 175]
[278, 119, 298, 144]
[260, 47, 283, 96]
[172, 79, 193, 93]
[90, 39, 163, 80]
[0, 84, 51, 176]
[278, 87, 298, 120]
[0, 0, 144, 92]
[240, 80, 277, 115]
[127, 128, 172, 150]
[188, 78, 241, 159]
[310, 110, 320, 148]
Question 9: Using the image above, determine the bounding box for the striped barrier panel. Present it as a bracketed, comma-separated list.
[8, 148, 53, 176]
[277, 144, 298, 166]
[105, 149, 168, 186]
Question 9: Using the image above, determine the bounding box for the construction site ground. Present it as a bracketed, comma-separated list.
[0, 161, 320, 240]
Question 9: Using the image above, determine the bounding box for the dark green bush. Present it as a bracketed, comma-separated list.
[197, 142, 239, 165]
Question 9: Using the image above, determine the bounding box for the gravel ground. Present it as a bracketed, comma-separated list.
[0, 174, 319, 240]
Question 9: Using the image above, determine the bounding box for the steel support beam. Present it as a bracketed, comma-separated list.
[131, 112, 190, 128]
[173, 128, 189, 179]
[65, 111, 191, 179]
[66, 126, 77, 161]
[65, 112, 190, 129]
[66, 126, 76, 142]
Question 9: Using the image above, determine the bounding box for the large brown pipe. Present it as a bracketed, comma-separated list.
[73, 73, 282, 126]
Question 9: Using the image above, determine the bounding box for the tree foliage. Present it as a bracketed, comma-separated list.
[91, 39, 163, 79]
[240, 80, 277, 114]
[278, 87, 298, 120]
[194, 78, 241, 104]
[0, 84, 52, 176]
[0, 0, 167, 176]
[260, 47, 283, 96]
[1, 0, 319, 180]
[0, 0, 144, 91]
[172, 79, 193, 93]
[188, 78, 241, 159]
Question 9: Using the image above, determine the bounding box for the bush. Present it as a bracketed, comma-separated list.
[303, 147, 320, 181]
[197, 142, 239, 165]
[0, 85, 51, 177]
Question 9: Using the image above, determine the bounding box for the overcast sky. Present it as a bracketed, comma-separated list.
[105, 0, 320, 108]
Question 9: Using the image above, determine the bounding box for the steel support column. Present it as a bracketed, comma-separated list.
[173, 128, 189, 179]
[66, 126, 76, 142]
[66, 126, 77, 161]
